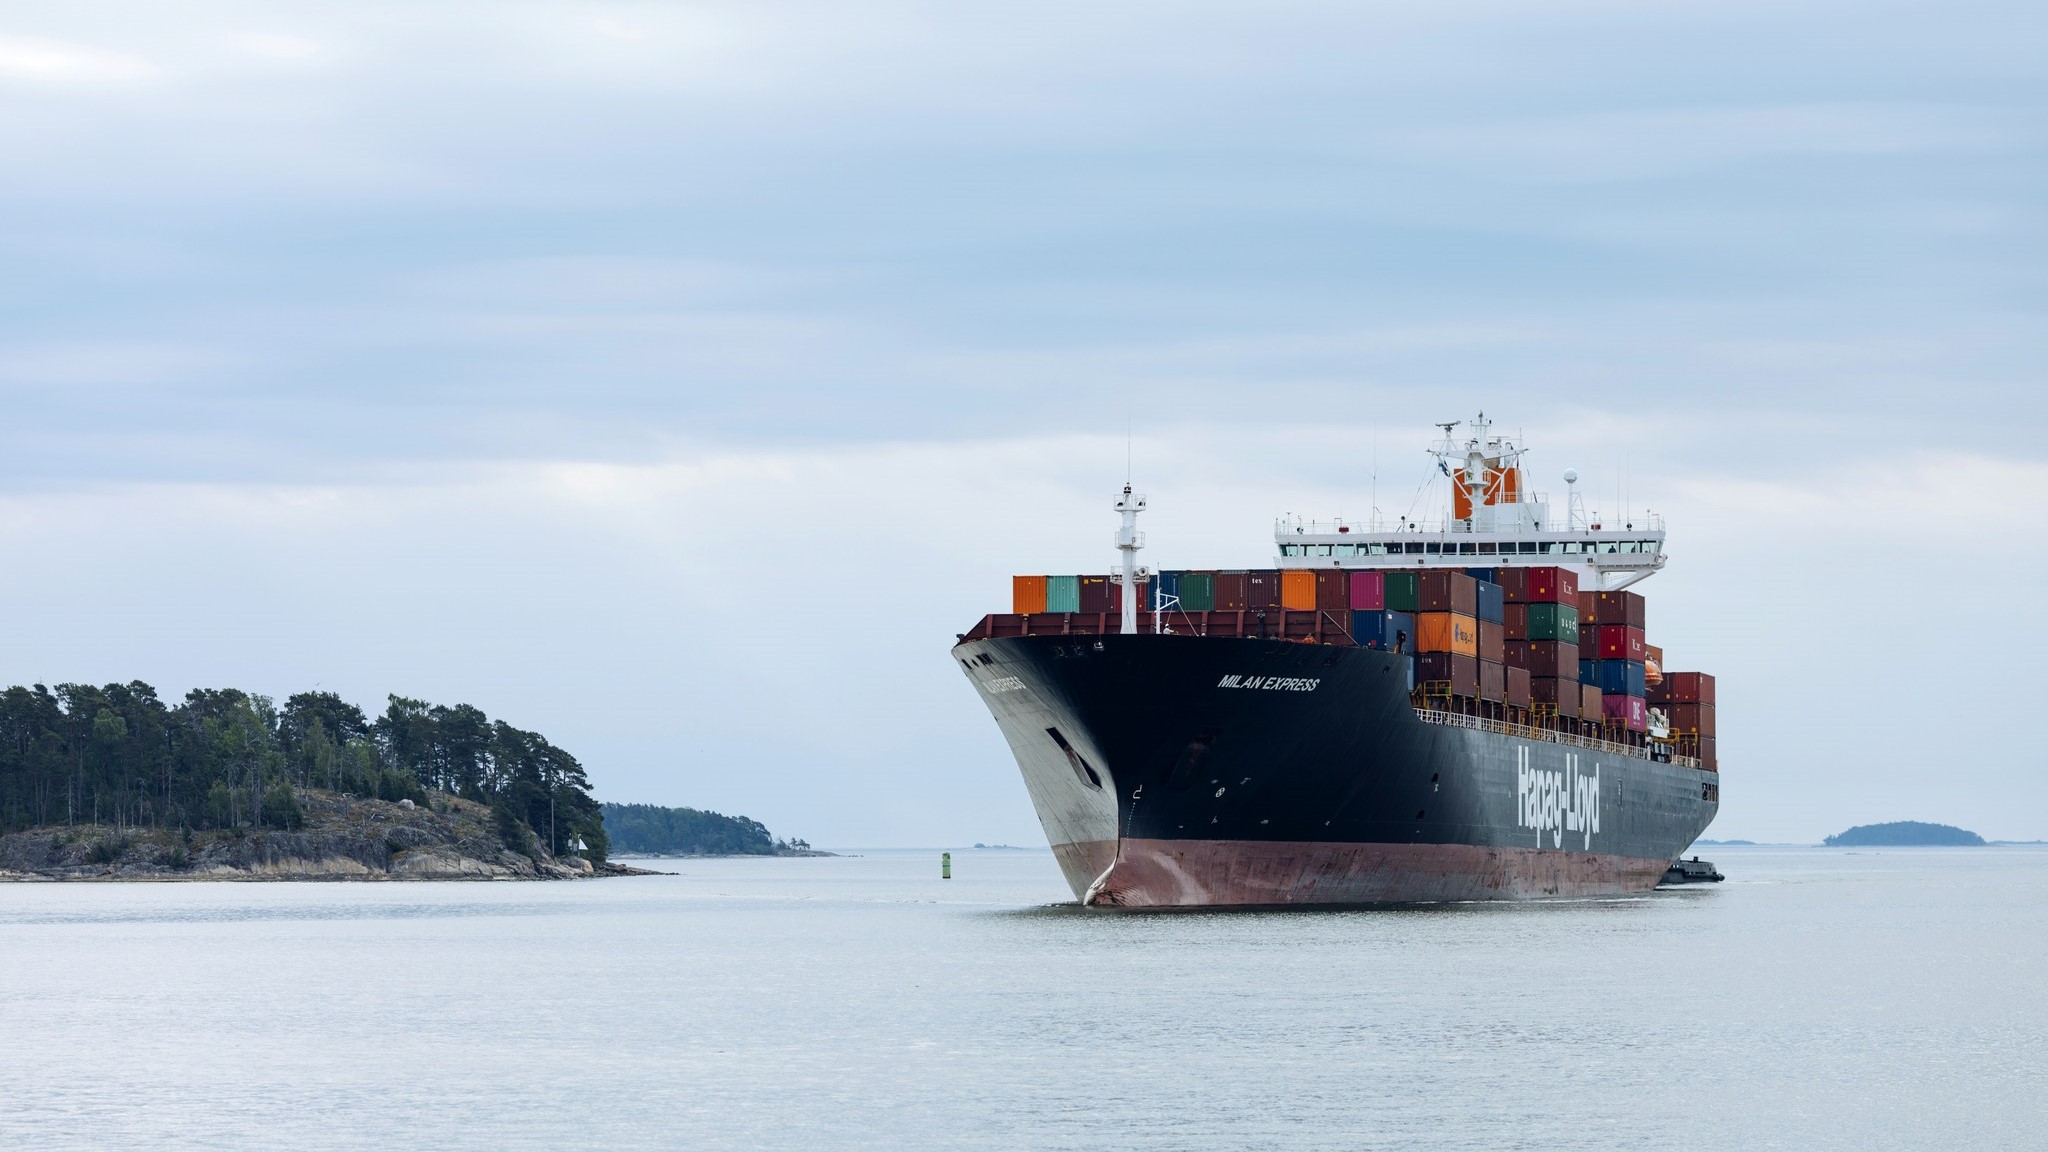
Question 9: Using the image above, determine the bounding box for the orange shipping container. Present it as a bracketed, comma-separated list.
[1012, 575, 1048, 615]
[1281, 569, 1318, 610]
[1416, 612, 1479, 656]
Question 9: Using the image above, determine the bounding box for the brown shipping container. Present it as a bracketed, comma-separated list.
[1503, 603, 1529, 641]
[1645, 643, 1664, 667]
[1589, 624, 1647, 662]
[1416, 612, 1480, 656]
[1078, 575, 1115, 614]
[1478, 620, 1506, 663]
[1314, 569, 1351, 611]
[1505, 639, 1579, 679]
[1493, 568, 1529, 601]
[1246, 570, 1283, 610]
[1213, 571, 1249, 611]
[1479, 659, 1506, 702]
[1667, 702, 1716, 736]
[1580, 683, 1603, 719]
[1699, 735, 1718, 768]
[1532, 675, 1579, 717]
[1281, 570, 1317, 611]
[1416, 652, 1479, 698]
[1579, 588, 1647, 629]
[1012, 576, 1048, 615]
[1418, 571, 1478, 615]
[1506, 664, 1533, 709]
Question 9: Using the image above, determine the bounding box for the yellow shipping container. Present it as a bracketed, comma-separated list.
[1416, 612, 1479, 656]
[1012, 575, 1048, 615]
[1281, 569, 1318, 610]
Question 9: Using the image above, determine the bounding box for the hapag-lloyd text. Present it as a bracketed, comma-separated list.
[1517, 748, 1600, 850]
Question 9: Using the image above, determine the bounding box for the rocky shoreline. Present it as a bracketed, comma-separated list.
[0, 789, 652, 881]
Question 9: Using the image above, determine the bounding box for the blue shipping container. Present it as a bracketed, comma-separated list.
[1464, 567, 1497, 582]
[1580, 658, 1601, 686]
[1597, 659, 1647, 697]
[1153, 570, 1182, 608]
[1475, 580, 1505, 625]
[1352, 610, 1416, 651]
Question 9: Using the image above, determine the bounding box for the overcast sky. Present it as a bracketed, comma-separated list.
[3, 1, 2044, 845]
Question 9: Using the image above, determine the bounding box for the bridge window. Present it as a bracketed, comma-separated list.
[1335, 543, 1356, 556]
[1562, 541, 1580, 554]
[1368, 543, 1389, 556]
[1425, 542, 1442, 555]
[1458, 542, 1476, 555]
[1477, 542, 1496, 554]
[1404, 542, 1424, 554]
[1309, 545, 1332, 557]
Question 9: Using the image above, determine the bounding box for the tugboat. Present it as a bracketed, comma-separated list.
[1659, 857, 1725, 885]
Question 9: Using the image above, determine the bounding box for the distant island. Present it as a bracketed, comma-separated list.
[0, 681, 624, 880]
[601, 802, 824, 857]
[1695, 839, 1755, 846]
[1824, 821, 1986, 847]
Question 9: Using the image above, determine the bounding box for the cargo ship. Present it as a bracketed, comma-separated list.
[953, 415, 1719, 907]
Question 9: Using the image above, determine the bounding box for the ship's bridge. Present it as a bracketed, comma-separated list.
[1273, 415, 1668, 592]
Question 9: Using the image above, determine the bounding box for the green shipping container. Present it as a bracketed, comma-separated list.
[1384, 571, 1421, 612]
[1178, 572, 1215, 611]
[1045, 575, 1080, 613]
[1527, 603, 1579, 644]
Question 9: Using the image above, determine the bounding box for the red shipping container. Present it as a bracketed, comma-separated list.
[1479, 659, 1506, 702]
[1579, 588, 1646, 628]
[1478, 619, 1506, 663]
[1418, 571, 1478, 615]
[1415, 652, 1479, 698]
[1348, 570, 1385, 612]
[1246, 570, 1283, 610]
[1532, 676, 1580, 717]
[1213, 572, 1249, 611]
[1503, 603, 1529, 641]
[1666, 702, 1715, 736]
[1504, 639, 1579, 678]
[1501, 565, 1577, 605]
[1506, 664, 1533, 709]
[1657, 671, 1715, 705]
[1315, 569, 1351, 611]
[1589, 624, 1647, 662]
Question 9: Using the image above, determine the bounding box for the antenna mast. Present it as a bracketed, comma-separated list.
[1113, 484, 1147, 635]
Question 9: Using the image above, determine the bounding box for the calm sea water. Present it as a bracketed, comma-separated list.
[2, 847, 2043, 1151]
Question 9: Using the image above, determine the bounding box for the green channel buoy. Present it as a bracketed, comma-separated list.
[942, 851, 952, 879]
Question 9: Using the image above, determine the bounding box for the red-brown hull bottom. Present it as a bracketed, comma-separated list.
[1052, 838, 1671, 907]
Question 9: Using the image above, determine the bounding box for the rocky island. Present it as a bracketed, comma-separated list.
[0, 681, 627, 881]
[1, 787, 641, 880]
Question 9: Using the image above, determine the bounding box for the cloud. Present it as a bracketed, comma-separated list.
[0, 36, 153, 84]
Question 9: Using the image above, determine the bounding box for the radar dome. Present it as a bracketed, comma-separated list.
[1562, 468, 1579, 484]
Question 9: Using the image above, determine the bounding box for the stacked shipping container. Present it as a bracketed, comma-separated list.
[989, 564, 1714, 767]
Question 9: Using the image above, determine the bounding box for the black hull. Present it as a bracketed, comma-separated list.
[955, 633, 1718, 906]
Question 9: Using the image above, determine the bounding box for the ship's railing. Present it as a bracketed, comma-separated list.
[1412, 707, 1702, 768]
[1280, 512, 1666, 537]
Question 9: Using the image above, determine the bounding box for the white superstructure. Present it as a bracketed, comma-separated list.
[1273, 414, 1666, 591]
